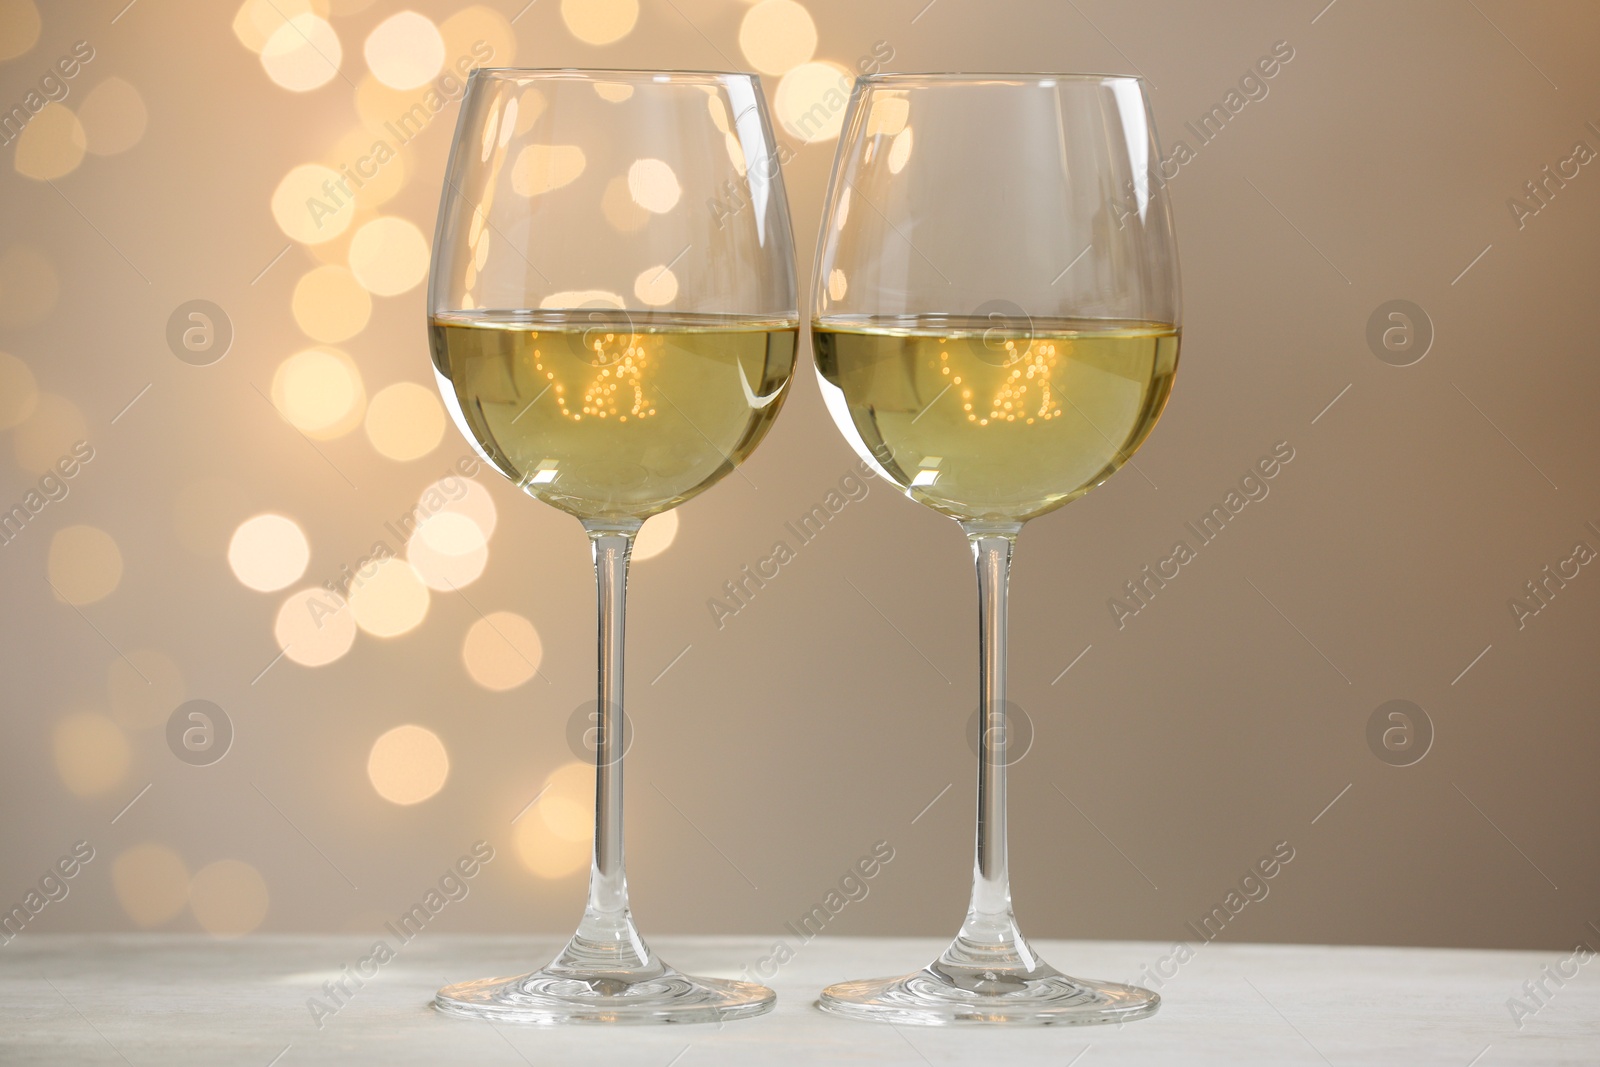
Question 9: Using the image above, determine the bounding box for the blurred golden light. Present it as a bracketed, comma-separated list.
[0, 351, 38, 429]
[275, 587, 357, 667]
[707, 95, 731, 133]
[367, 724, 449, 804]
[0, 0, 41, 61]
[232, 0, 329, 53]
[347, 216, 429, 296]
[627, 158, 680, 214]
[306, 214, 367, 266]
[511, 144, 586, 197]
[600, 176, 649, 233]
[13, 392, 86, 474]
[827, 267, 848, 301]
[633, 265, 679, 307]
[173, 477, 251, 557]
[364, 11, 445, 90]
[261, 14, 343, 93]
[889, 126, 914, 174]
[440, 6, 517, 71]
[0, 244, 59, 327]
[593, 82, 633, 102]
[865, 93, 909, 137]
[426, 476, 499, 539]
[112, 843, 190, 927]
[348, 558, 430, 637]
[13, 103, 86, 181]
[271, 348, 366, 439]
[272, 163, 354, 244]
[560, 0, 638, 45]
[228, 514, 310, 593]
[515, 761, 593, 878]
[329, 0, 374, 14]
[292, 265, 372, 343]
[48, 525, 122, 606]
[739, 0, 817, 76]
[632, 510, 679, 561]
[408, 512, 488, 591]
[513, 86, 546, 135]
[78, 78, 148, 156]
[365, 381, 446, 461]
[190, 860, 270, 938]
[108, 649, 186, 731]
[461, 610, 541, 691]
[775, 61, 851, 143]
[52, 712, 129, 797]
[323, 127, 409, 212]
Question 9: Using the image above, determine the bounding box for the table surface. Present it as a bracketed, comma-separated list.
[2, 934, 1596, 1065]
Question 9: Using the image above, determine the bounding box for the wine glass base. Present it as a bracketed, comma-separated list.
[817, 967, 1159, 1027]
[434, 966, 775, 1025]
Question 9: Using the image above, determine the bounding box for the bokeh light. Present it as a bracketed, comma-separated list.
[560, 0, 639, 46]
[827, 267, 848, 301]
[865, 93, 909, 137]
[173, 477, 251, 557]
[627, 158, 681, 214]
[228, 514, 311, 593]
[347, 216, 429, 296]
[633, 265, 679, 307]
[48, 525, 123, 606]
[0, 352, 38, 429]
[889, 126, 915, 174]
[13, 103, 86, 181]
[52, 712, 129, 797]
[260, 14, 343, 93]
[775, 61, 851, 143]
[364, 11, 445, 90]
[348, 557, 430, 637]
[601, 176, 649, 232]
[12, 392, 85, 474]
[440, 6, 517, 71]
[107, 649, 186, 731]
[270, 347, 366, 439]
[78, 78, 148, 156]
[365, 381, 446, 461]
[190, 860, 269, 937]
[323, 127, 409, 212]
[112, 843, 190, 927]
[461, 611, 541, 691]
[232, 0, 330, 53]
[632, 510, 679, 561]
[368, 724, 449, 804]
[292, 264, 372, 343]
[272, 163, 354, 244]
[0, 244, 59, 328]
[738, 0, 817, 76]
[593, 81, 633, 102]
[0, 0, 41, 61]
[407, 512, 488, 591]
[275, 587, 358, 667]
[424, 475, 499, 540]
[515, 761, 593, 878]
[511, 144, 586, 197]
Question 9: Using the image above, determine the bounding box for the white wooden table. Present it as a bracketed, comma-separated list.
[3, 935, 1595, 1064]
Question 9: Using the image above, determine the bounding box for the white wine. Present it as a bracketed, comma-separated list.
[432, 311, 797, 521]
[814, 316, 1179, 522]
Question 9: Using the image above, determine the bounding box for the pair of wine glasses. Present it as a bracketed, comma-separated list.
[427, 68, 1179, 1027]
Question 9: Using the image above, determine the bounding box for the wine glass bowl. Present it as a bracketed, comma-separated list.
[811, 73, 1180, 1025]
[426, 68, 797, 1025]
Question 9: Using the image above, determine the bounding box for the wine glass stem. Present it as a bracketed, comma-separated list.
[952, 522, 1034, 970]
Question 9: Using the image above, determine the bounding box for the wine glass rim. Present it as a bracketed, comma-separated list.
[857, 71, 1145, 85]
[469, 67, 758, 82]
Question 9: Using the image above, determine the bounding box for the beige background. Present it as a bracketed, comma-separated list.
[1, 0, 1597, 955]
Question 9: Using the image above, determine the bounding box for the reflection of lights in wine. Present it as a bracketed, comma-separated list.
[739, 0, 817, 76]
[363, 11, 444, 90]
[108, 650, 185, 731]
[275, 587, 357, 666]
[365, 381, 446, 461]
[261, 14, 342, 93]
[559, 0, 638, 45]
[112, 843, 189, 927]
[53, 712, 129, 797]
[271, 348, 366, 438]
[627, 158, 681, 213]
[228, 514, 310, 592]
[48, 525, 123, 605]
[461, 611, 542, 691]
[348, 558, 430, 637]
[190, 860, 270, 938]
[368, 724, 449, 804]
[531, 334, 658, 422]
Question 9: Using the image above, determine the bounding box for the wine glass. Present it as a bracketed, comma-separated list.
[427, 69, 797, 1024]
[811, 74, 1180, 1025]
